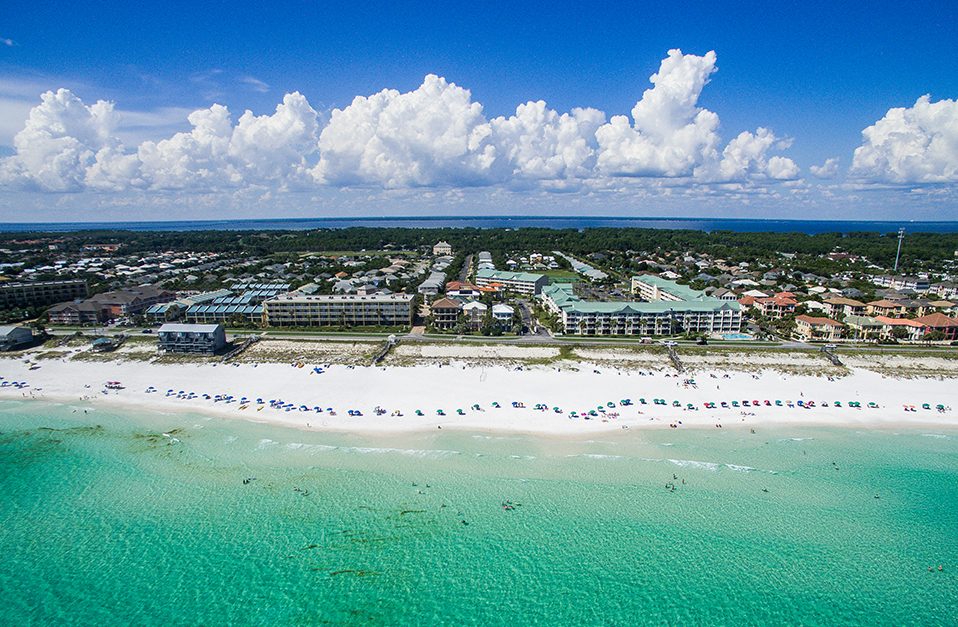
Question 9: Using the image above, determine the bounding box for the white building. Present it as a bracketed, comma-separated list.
[432, 241, 453, 256]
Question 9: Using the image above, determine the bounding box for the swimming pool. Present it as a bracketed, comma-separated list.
[722, 333, 754, 340]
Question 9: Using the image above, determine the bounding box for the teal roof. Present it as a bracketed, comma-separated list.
[631, 275, 708, 301]
[477, 268, 545, 283]
[542, 282, 738, 315]
[844, 315, 883, 327]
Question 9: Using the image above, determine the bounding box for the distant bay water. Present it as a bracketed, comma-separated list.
[1, 216, 957, 234]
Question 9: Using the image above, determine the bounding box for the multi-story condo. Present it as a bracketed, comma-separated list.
[872, 275, 930, 291]
[542, 281, 742, 336]
[264, 293, 414, 327]
[157, 323, 227, 354]
[476, 269, 548, 295]
[0, 280, 88, 309]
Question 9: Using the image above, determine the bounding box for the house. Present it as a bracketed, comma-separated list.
[866, 299, 905, 318]
[157, 323, 227, 354]
[708, 287, 738, 301]
[822, 297, 866, 318]
[752, 295, 797, 319]
[843, 315, 884, 341]
[432, 241, 453, 256]
[873, 316, 926, 342]
[914, 313, 958, 341]
[462, 301, 488, 330]
[445, 281, 482, 298]
[429, 297, 461, 330]
[492, 304, 515, 325]
[0, 326, 33, 351]
[794, 315, 844, 341]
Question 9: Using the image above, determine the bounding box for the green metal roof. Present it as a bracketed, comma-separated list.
[631, 275, 709, 301]
[542, 282, 739, 315]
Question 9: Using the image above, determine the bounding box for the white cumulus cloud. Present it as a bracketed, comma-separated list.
[809, 157, 839, 179]
[695, 127, 799, 181]
[0, 49, 818, 198]
[490, 101, 605, 181]
[595, 49, 721, 177]
[850, 95, 958, 183]
[1, 88, 120, 191]
[313, 74, 497, 187]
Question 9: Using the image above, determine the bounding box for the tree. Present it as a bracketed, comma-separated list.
[924, 330, 946, 343]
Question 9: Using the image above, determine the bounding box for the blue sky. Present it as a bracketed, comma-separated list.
[0, 1, 956, 221]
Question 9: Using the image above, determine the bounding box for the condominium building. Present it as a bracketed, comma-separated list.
[476, 269, 548, 295]
[263, 293, 414, 327]
[542, 282, 741, 336]
[157, 323, 227, 354]
[631, 275, 701, 302]
[0, 279, 88, 309]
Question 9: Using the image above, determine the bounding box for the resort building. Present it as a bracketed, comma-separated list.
[476, 269, 548, 295]
[429, 297, 461, 330]
[185, 302, 264, 326]
[794, 315, 844, 341]
[92, 286, 175, 318]
[263, 293, 414, 327]
[0, 279, 88, 309]
[48, 285, 175, 324]
[47, 301, 104, 325]
[631, 275, 702, 302]
[0, 326, 33, 351]
[432, 241, 453, 256]
[157, 323, 227, 354]
[542, 282, 742, 337]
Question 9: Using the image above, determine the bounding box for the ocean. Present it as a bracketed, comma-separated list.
[1, 400, 956, 624]
[1, 216, 957, 234]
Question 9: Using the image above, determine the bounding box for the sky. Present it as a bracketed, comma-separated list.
[0, 0, 956, 222]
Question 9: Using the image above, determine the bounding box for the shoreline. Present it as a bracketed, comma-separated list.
[2, 355, 956, 435]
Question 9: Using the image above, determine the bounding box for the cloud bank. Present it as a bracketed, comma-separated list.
[1, 49, 955, 202]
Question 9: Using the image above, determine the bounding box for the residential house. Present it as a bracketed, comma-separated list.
[823, 297, 866, 318]
[432, 241, 453, 256]
[914, 313, 958, 341]
[429, 297, 461, 330]
[794, 315, 844, 341]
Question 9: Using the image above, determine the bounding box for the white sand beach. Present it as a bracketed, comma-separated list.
[1, 350, 956, 433]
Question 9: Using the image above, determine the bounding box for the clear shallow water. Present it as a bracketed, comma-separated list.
[1, 401, 957, 624]
[1, 216, 956, 233]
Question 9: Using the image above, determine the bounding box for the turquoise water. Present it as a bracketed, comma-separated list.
[2, 401, 957, 625]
